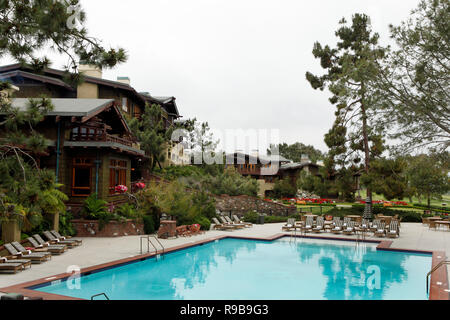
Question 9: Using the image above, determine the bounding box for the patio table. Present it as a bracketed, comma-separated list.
[435, 220, 450, 231]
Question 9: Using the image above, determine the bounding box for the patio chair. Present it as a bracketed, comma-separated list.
[27, 237, 67, 255]
[50, 230, 83, 245]
[342, 217, 351, 228]
[233, 215, 253, 228]
[42, 231, 79, 247]
[212, 217, 237, 231]
[225, 216, 246, 228]
[301, 216, 314, 233]
[331, 220, 343, 234]
[332, 217, 341, 227]
[282, 218, 297, 231]
[32, 234, 73, 250]
[312, 216, 325, 233]
[0, 259, 25, 274]
[4, 243, 50, 264]
[220, 216, 244, 229]
[387, 220, 400, 238]
[370, 219, 381, 233]
[375, 222, 386, 237]
[0, 256, 32, 271]
[343, 221, 356, 235]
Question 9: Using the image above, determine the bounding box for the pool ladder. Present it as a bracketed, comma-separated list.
[426, 260, 449, 294]
[91, 293, 109, 300]
[140, 235, 165, 259]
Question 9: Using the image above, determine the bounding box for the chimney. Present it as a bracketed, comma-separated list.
[301, 154, 310, 164]
[117, 77, 131, 86]
[79, 63, 102, 79]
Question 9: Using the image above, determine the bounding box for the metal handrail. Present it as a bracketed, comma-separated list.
[91, 293, 109, 300]
[426, 260, 449, 294]
[140, 236, 165, 259]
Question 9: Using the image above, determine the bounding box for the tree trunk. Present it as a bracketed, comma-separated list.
[360, 92, 372, 218]
[427, 193, 431, 208]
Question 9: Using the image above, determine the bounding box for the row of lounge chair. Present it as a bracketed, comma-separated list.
[0, 230, 82, 274]
[283, 216, 400, 238]
[212, 215, 253, 231]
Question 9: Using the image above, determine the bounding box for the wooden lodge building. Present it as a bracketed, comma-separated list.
[226, 152, 322, 197]
[0, 63, 184, 212]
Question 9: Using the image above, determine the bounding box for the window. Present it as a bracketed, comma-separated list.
[109, 159, 128, 194]
[122, 97, 128, 112]
[72, 158, 93, 196]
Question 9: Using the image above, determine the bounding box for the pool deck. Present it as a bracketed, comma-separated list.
[1, 222, 449, 300]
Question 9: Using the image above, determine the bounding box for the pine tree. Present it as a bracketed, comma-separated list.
[306, 14, 387, 217]
[0, 0, 127, 76]
[377, 0, 449, 153]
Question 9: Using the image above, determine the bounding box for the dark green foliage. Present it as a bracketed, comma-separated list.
[377, 0, 450, 153]
[361, 158, 409, 200]
[80, 194, 109, 220]
[243, 212, 301, 224]
[268, 142, 324, 163]
[306, 13, 388, 210]
[201, 167, 258, 197]
[143, 215, 156, 234]
[59, 211, 76, 237]
[273, 179, 297, 198]
[0, 0, 127, 75]
[128, 104, 170, 171]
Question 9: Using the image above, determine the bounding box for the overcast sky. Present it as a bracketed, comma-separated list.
[2, 0, 421, 154]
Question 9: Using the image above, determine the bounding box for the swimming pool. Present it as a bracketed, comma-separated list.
[32, 237, 431, 300]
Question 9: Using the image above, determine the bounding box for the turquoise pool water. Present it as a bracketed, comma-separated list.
[34, 238, 431, 300]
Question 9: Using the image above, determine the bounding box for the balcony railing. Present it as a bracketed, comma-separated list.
[70, 127, 134, 147]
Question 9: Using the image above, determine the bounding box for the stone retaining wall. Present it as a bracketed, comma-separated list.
[214, 195, 297, 216]
[71, 219, 144, 237]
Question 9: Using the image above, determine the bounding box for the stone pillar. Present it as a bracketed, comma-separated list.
[157, 220, 177, 239]
[1, 221, 21, 243]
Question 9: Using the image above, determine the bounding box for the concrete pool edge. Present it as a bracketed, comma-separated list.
[1, 233, 448, 301]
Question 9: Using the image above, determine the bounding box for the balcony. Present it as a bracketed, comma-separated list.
[70, 126, 133, 147]
[67, 126, 145, 156]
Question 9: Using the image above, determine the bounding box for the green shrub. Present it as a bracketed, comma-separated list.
[114, 203, 142, 220]
[243, 212, 259, 224]
[194, 216, 211, 231]
[143, 215, 155, 234]
[81, 194, 109, 220]
[59, 211, 76, 236]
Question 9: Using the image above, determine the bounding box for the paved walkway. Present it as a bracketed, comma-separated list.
[1, 222, 449, 295]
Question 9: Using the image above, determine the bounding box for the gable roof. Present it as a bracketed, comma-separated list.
[0, 64, 181, 118]
[0, 70, 74, 90]
[9, 98, 114, 117]
[8, 98, 132, 134]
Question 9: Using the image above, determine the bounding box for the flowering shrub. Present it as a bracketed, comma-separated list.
[135, 182, 146, 190]
[283, 197, 334, 204]
[115, 185, 128, 194]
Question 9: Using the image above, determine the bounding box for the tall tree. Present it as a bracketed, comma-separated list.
[406, 153, 449, 207]
[377, 0, 449, 153]
[0, 0, 127, 77]
[306, 14, 387, 217]
[128, 104, 171, 171]
[268, 142, 324, 163]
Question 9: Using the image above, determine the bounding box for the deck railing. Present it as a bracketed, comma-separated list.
[70, 126, 134, 147]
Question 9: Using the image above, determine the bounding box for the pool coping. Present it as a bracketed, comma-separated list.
[1, 233, 448, 301]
